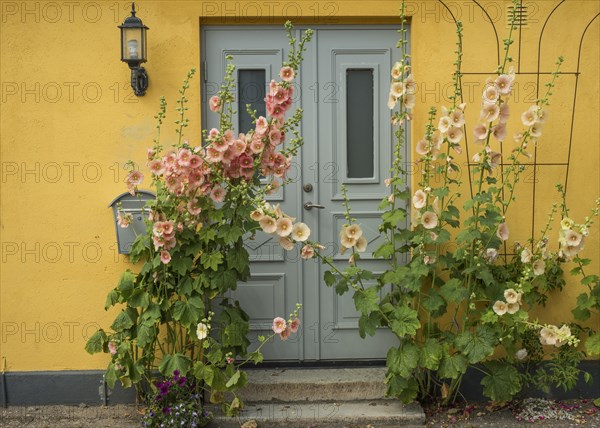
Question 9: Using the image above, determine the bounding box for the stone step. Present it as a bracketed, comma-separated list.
[235, 368, 389, 403]
[208, 399, 426, 428]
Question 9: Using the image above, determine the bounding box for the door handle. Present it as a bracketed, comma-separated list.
[304, 202, 326, 210]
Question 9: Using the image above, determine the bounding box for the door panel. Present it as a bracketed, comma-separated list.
[202, 27, 406, 361]
[315, 29, 403, 359]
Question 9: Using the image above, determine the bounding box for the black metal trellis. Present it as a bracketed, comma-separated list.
[434, 0, 599, 251]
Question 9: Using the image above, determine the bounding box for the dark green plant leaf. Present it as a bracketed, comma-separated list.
[438, 353, 468, 379]
[84, 329, 106, 354]
[481, 361, 521, 402]
[455, 326, 497, 364]
[420, 339, 443, 370]
[159, 353, 192, 377]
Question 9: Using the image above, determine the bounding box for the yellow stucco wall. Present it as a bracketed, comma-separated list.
[0, 1, 598, 371]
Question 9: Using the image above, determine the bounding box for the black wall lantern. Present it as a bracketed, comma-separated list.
[118, 3, 149, 96]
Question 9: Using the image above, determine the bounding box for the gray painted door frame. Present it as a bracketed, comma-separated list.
[201, 25, 408, 361]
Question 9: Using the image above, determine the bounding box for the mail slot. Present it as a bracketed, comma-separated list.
[108, 190, 155, 254]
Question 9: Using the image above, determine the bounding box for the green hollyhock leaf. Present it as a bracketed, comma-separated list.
[353, 287, 380, 314]
[387, 342, 419, 377]
[105, 289, 119, 310]
[111, 309, 136, 331]
[172, 296, 204, 329]
[455, 326, 497, 364]
[117, 270, 135, 300]
[386, 373, 419, 404]
[105, 362, 118, 389]
[481, 361, 521, 402]
[438, 353, 468, 379]
[419, 339, 443, 370]
[422, 290, 446, 317]
[202, 251, 223, 271]
[324, 270, 336, 287]
[390, 306, 420, 338]
[159, 353, 191, 377]
[128, 290, 150, 308]
[171, 256, 193, 276]
[84, 329, 106, 354]
[585, 334, 600, 356]
[194, 363, 215, 386]
[136, 323, 156, 348]
[440, 278, 468, 303]
[358, 312, 382, 338]
[227, 246, 249, 273]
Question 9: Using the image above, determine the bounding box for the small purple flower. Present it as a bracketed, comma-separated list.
[173, 370, 180, 380]
[159, 384, 170, 396]
[162, 406, 172, 415]
[178, 376, 187, 386]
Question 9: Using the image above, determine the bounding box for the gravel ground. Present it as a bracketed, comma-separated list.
[0, 399, 598, 427]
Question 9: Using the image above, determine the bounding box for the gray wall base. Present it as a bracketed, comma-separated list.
[1, 361, 598, 405]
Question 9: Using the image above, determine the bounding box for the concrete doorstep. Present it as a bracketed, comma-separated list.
[207, 368, 426, 428]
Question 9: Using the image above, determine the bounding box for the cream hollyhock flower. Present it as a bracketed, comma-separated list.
[560, 217, 574, 230]
[446, 127, 463, 144]
[489, 151, 502, 168]
[498, 103, 510, 123]
[516, 349, 528, 360]
[504, 288, 519, 304]
[480, 103, 500, 122]
[390, 81, 405, 98]
[438, 116, 451, 133]
[355, 236, 368, 253]
[554, 325, 572, 347]
[416, 139, 430, 156]
[521, 108, 537, 126]
[540, 326, 559, 346]
[259, 216, 277, 234]
[278, 236, 295, 251]
[345, 224, 363, 240]
[521, 248, 533, 263]
[492, 123, 507, 141]
[495, 74, 513, 95]
[450, 109, 465, 128]
[413, 189, 427, 210]
[496, 222, 509, 241]
[474, 123, 489, 141]
[405, 74, 416, 94]
[421, 211, 438, 229]
[301, 245, 315, 259]
[483, 84, 499, 104]
[506, 302, 520, 314]
[403, 94, 416, 109]
[196, 322, 209, 340]
[563, 229, 582, 247]
[493, 301, 508, 316]
[530, 123, 543, 138]
[387, 93, 397, 110]
[391, 62, 402, 79]
[250, 209, 264, 222]
[276, 217, 293, 237]
[291, 222, 310, 242]
[340, 233, 357, 249]
[533, 259, 546, 276]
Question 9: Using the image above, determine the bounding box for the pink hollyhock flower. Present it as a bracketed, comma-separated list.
[492, 123, 507, 141]
[212, 137, 229, 152]
[415, 139, 430, 156]
[279, 326, 291, 341]
[206, 147, 223, 163]
[289, 318, 300, 333]
[208, 128, 220, 139]
[177, 148, 192, 166]
[272, 317, 286, 334]
[210, 186, 226, 203]
[238, 154, 253, 169]
[117, 211, 132, 228]
[495, 74, 513, 95]
[108, 341, 117, 355]
[269, 128, 283, 146]
[250, 139, 265, 154]
[147, 148, 156, 160]
[126, 170, 144, 186]
[188, 154, 202, 169]
[480, 103, 500, 122]
[160, 251, 171, 264]
[473, 123, 488, 141]
[498, 103, 510, 123]
[148, 159, 165, 176]
[301, 245, 315, 259]
[209, 95, 222, 112]
[187, 199, 202, 216]
[255, 116, 269, 136]
[268, 104, 286, 119]
[226, 356, 235, 364]
[280, 66, 295, 82]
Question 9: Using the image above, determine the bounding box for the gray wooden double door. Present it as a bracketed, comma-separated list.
[202, 27, 405, 361]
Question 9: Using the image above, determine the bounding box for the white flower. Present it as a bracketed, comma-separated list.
[446, 127, 463, 144]
[485, 248, 499, 262]
[412, 190, 427, 209]
[533, 259, 546, 276]
[449, 109, 465, 128]
[259, 216, 277, 234]
[196, 322, 209, 340]
[516, 349, 528, 360]
[504, 288, 519, 304]
[540, 326, 559, 346]
[563, 229, 582, 247]
[521, 248, 533, 263]
[390, 81, 404, 97]
[421, 211, 438, 229]
[276, 217, 293, 237]
[344, 224, 363, 240]
[340, 233, 357, 249]
[291, 222, 310, 242]
[438, 116, 451, 133]
[506, 302, 520, 314]
[278, 236, 294, 251]
[497, 222, 509, 241]
[493, 301, 507, 316]
[416, 139, 430, 156]
[355, 236, 368, 253]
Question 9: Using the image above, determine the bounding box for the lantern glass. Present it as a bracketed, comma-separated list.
[121, 27, 146, 62]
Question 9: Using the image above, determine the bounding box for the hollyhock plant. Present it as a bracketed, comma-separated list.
[86, 22, 313, 418]
[311, 0, 600, 406]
